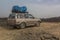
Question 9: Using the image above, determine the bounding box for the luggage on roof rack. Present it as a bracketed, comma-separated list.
[12, 6, 27, 13]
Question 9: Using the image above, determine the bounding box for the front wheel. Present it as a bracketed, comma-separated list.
[18, 23, 26, 29]
[36, 22, 40, 27]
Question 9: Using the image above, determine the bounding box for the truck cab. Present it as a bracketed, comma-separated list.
[7, 13, 41, 28]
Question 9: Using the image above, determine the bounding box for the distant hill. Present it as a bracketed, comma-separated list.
[0, 17, 7, 22]
[0, 17, 60, 22]
[41, 17, 60, 22]
[0, 17, 7, 20]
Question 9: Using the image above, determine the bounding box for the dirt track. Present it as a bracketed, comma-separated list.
[0, 22, 60, 40]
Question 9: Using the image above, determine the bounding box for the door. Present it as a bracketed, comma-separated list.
[25, 14, 36, 26]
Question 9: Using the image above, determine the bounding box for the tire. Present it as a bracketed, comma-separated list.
[18, 22, 26, 29]
[36, 22, 40, 27]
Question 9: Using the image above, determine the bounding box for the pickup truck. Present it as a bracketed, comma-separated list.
[7, 13, 41, 29]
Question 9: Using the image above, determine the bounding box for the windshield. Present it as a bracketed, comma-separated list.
[28, 14, 33, 18]
[25, 14, 34, 18]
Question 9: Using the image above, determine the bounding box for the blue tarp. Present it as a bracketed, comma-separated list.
[12, 6, 27, 13]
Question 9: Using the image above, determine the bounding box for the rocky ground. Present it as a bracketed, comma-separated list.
[0, 22, 60, 40]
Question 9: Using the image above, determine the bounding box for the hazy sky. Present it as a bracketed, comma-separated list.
[0, 0, 60, 18]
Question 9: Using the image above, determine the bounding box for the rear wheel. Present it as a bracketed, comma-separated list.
[17, 22, 26, 29]
[20, 23, 26, 29]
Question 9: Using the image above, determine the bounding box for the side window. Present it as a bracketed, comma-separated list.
[25, 14, 28, 18]
[17, 15, 20, 18]
[16, 14, 25, 18]
[20, 14, 25, 18]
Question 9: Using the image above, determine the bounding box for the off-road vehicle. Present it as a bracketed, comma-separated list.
[7, 13, 41, 28]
